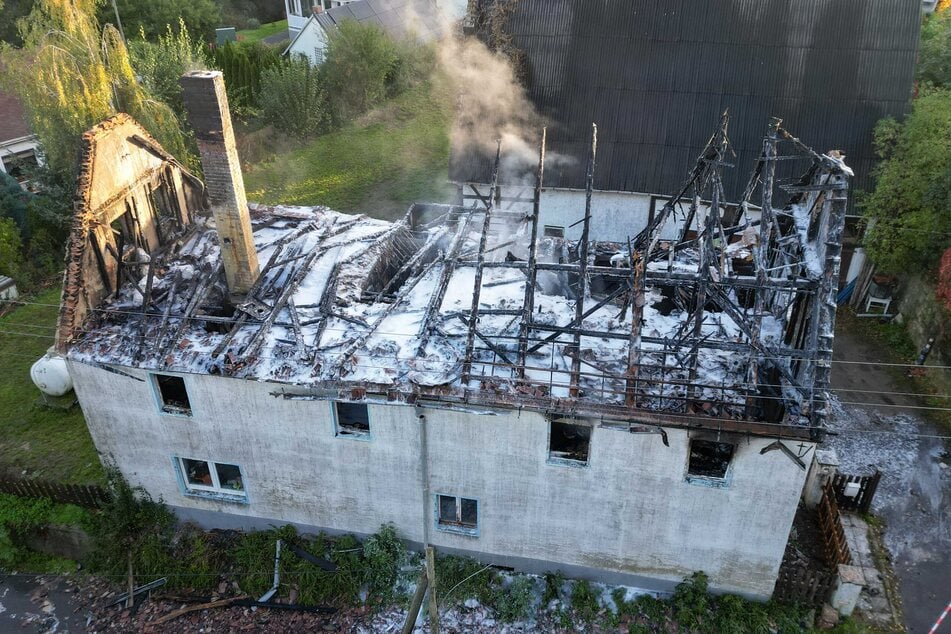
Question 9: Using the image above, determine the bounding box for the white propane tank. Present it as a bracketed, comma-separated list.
[31, 351, 73, 397]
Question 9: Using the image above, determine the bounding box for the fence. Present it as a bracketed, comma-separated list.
[817, 482, 851, 567]
[831, 470, 881, 514]
[772, 562, 836, 607]
[0, 477, 110, 509]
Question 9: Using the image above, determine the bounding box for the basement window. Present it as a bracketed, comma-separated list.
[543, 225, 565, 238]
[153, 374, 192, 416]
[176, 457, 247, 502]
[436, 494, 479, 536]
[548, 420, 591, 465]
[686, 439, 735, 484]
[334, 402, 370, 439]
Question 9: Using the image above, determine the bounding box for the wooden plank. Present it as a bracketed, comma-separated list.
[425, 547, 439, 634]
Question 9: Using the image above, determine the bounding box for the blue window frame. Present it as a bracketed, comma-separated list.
[173, 456, 248, 503]
[151, 373, 192, 417]
[333, 402, 371, 439]
[435, 494, 479, 536]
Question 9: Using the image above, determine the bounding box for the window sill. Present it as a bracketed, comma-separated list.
[547, 456, 589, 468]
[183, 489, 248, 504]
[685, 474, 731, 489]
[436, 523, 479, 537]
[335, 431, 371, 441]
[160, 407, 192, 418]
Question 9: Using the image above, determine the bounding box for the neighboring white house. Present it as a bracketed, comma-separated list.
[285, 0, 452, 64]
[0, 90, 41, 185]
[285, 0, 361, 38]
[55, 71, 852, 600]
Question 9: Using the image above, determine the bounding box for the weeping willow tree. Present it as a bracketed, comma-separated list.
[3, 0, 197, 181]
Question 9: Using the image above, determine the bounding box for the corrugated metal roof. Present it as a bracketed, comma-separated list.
[450, 0, 920, 200]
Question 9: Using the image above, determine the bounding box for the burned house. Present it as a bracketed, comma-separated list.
[58, 70, 850, 599]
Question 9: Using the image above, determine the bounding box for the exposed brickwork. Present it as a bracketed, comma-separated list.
[180, 71, 260, 296]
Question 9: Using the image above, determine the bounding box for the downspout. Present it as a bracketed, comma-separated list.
[418, 405, 431, 546]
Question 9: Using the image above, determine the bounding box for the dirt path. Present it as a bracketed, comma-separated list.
[828, 327, 951, 632]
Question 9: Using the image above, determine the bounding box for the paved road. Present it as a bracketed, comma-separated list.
[829, 327, 951, 633]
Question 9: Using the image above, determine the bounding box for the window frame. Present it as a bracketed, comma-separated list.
[547, 418, 592, 467]
[543, 225, 565, 238]
[333, 401, 372, 440]
[150, 373, 193, 417]
[434, 494, 480, 537]
[174, 456, 248, 503]
[684, 438, 736, 488]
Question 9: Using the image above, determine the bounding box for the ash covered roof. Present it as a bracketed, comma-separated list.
[65, 118, 851, 437]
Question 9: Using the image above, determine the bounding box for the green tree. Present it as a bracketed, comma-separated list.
[861, 88, 951, 272]
[211, 40, 279, 113]
[259, 54, 328, 136]
[322, 21, 401, 121]
[128, 19, 207, 117]
[101, 0, 220, 42]
[0, 0, 33, 46]
[918, 8, 951, 89]
[322, 20, 435, 122]
[0, 217, 23, 281]
[2, 0, 195, 181]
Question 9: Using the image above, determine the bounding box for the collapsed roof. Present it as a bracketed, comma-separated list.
[59, 114, 849, 439]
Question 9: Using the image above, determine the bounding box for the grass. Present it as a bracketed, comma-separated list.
[244, 79, 454, 221]
[236, 19, 289, 45]
[0, 287, 104, 484]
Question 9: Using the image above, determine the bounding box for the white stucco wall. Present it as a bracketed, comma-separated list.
[285, 17, 329, 64]
[69, 361, 809, 598]
[463, 185, 762, 244]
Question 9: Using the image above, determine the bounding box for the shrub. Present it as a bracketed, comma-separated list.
[129, 20, 208, 118]
[541, 570, 565, 604]
[570, 579, 600, 622]
[246, 17, 261, 29]
[259, 54, 329, 137]
[212, 40, 281, 113]
[322, 20, 435, 122]
[435, 555, 498, 607]
[494, 576, 535, 622]
[671, 572, 712, 630]
[361, 523, 406, 604]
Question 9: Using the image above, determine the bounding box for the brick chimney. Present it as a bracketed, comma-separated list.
[180, 70, 260, 297]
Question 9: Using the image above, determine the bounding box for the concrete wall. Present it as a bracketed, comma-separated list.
[69, 360, 809, 599]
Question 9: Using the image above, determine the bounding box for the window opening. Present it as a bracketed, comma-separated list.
[335, 402, 370, 437]
[155, 374, 191, 415]
[549, 420, 590, 464]
[178, 457, 245, 499]
[543, 225, 565, 238]
[687, 439, 734, 479]
[437, 494, 478, 532]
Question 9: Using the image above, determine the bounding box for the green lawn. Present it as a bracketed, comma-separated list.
[244, 80, 454, 221]
[237, 19, 289, 45]
[0, 288, 104, 484]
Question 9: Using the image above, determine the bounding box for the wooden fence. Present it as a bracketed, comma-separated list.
[831, 470, 881, 514]
[817, 482, 851, 567]
[0, 477, 110, 509]
[772, 562, 836, 607]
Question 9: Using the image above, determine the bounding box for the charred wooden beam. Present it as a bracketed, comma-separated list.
[461, 142, 502, 385]
[569, 124, 597, 398]
[517, 128, 546, 378]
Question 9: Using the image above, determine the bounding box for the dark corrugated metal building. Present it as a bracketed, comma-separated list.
[450, 0, 921, 201]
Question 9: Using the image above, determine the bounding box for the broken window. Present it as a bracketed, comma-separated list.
[543, 225, 565, 238]
[154, 374, 191, 416]
[687, 439, 734, 480]
[436, 494, 479, 534]
[548, 420, 591, 464]
[177, 457, 246, 500]
[334, 402, 370, 438]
